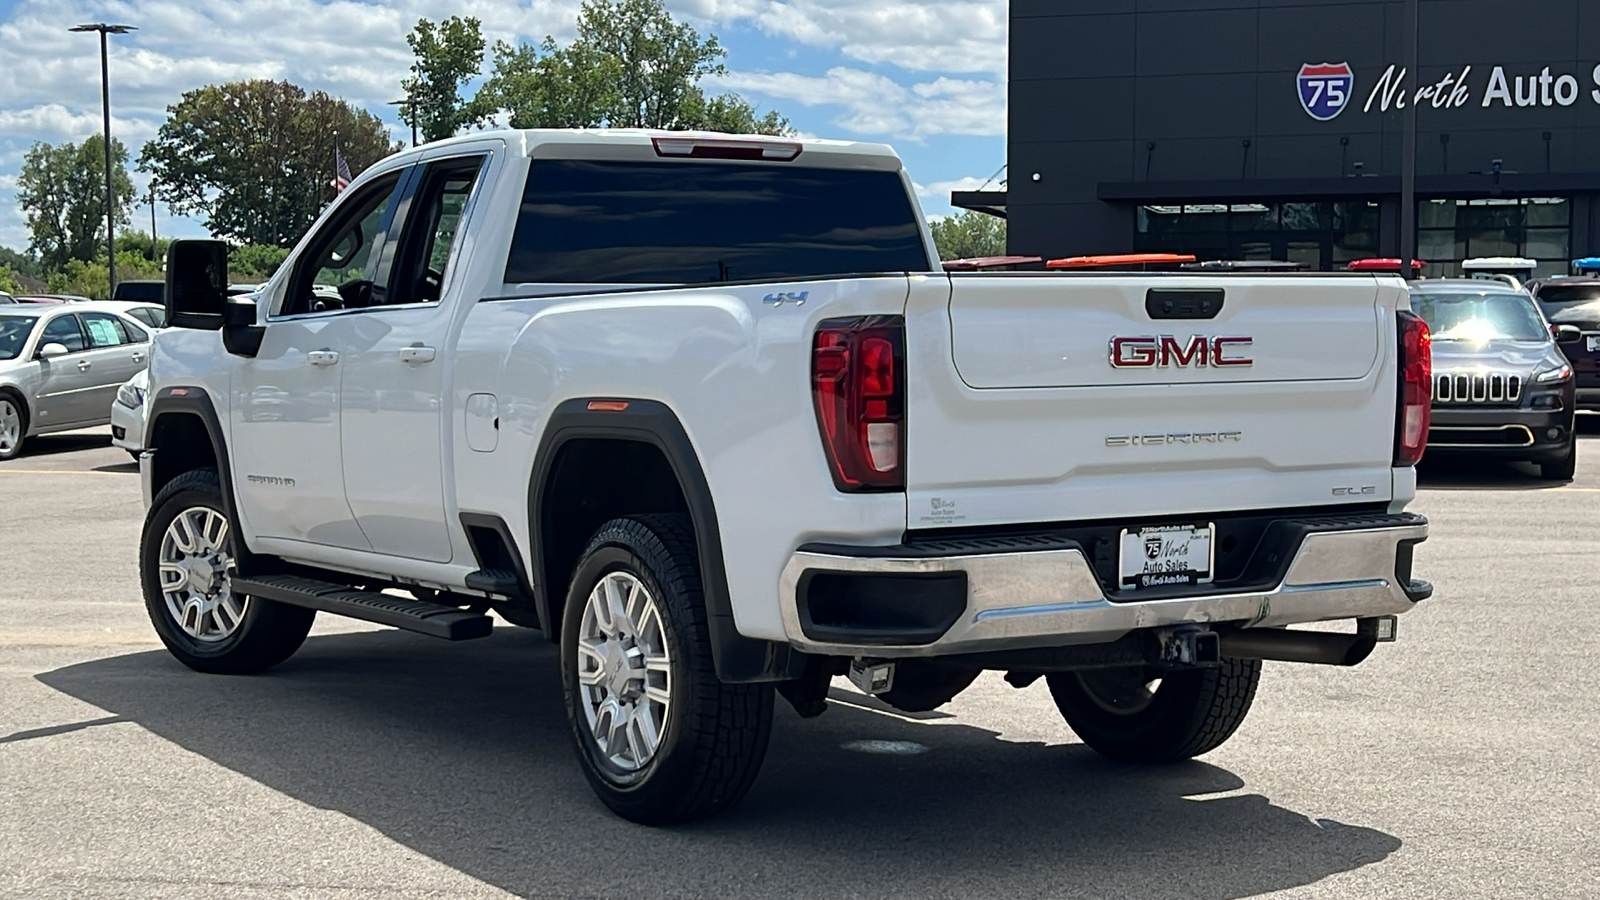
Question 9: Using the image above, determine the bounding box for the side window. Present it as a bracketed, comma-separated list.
[121, 317, 150, 343]
[127, 307, 163, 329]
[283, 171, 405, 316]
[40, 314, 86, 353]
[81, 313, 131, 348]
[387, 157, 485, 306]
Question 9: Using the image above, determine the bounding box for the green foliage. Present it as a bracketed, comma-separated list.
[229, 243, 290, 281]
[684, 92, 790, 136]
[929, 212, 1007, 261]
[0, 265, 22, 295]
[116, 230, 171, 264]
[423, 0, 787, 135]
[0, 246, 42, 280]
[576, 0, 727, 129]
[403, 16, 487, 142]
[15, 136, 135, 270]
[476, 37, 621, 128]
[139, 80, 398, 247]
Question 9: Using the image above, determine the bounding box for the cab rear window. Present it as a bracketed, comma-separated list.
[504, 160, 929, 285]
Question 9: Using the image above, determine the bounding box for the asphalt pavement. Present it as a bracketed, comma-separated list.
[2, 427, 1599, 899]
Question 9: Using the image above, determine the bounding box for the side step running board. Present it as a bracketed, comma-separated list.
[464, 568, 523, 597]
[232, 575, 494, 641]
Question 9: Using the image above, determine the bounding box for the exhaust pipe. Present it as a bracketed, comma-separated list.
[1217, 626, 1378, 667]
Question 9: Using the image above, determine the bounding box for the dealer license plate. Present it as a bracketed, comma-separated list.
[1119, 524, 1214, 589]
[1587, 335, 1600, 352]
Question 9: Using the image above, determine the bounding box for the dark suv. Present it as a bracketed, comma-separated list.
[1412, 281, 1580, 480]
[1528, 276, 1600, 410]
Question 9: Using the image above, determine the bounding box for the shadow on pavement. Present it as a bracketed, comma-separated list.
[5, 432, 112, 460]
[1416, 453, 1561, 490]
[41, 629, 1400, 900]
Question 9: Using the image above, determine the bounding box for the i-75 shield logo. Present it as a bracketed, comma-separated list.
[1298, 62, 1354, 121]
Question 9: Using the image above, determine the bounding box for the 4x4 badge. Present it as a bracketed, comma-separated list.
[763, 291, 808, 307]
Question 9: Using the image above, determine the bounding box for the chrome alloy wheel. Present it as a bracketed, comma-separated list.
[575, 571, 672, 773]
[157, 506, 247, 643]
[0, 399, 20, 455]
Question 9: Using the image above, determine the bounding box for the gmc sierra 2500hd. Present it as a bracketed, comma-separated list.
[140, 130, 1433, 825]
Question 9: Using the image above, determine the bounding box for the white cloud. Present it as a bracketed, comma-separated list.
[678, 0, 1005, 75]
[715, 67, 1002, 140]
[0, 0, 1009, 249]
[915, 174, 996, 199]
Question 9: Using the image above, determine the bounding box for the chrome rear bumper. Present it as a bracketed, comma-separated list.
[778, 516, 1428, 657]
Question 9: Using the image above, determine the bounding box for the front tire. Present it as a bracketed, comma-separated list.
[560, 514, 774, 825]
[1047, 658, 1261, 763]
[0, 392, 27, 461]
[140, 467, 315, 674]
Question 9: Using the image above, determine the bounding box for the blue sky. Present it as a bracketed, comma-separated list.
[0, 0, 1006, 253]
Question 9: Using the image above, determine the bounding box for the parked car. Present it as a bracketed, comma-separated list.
[112, 280, 164, 304]
[1462, 256, 1537, 291]
[102, 301, 167, 330]
[0, 302, 154, 460]
[110, 368, 148, 456]
[1410, 280, 1579, 479]
[0, 292, 16, 305]
[1527, 276, 1600, 410]
[13, 295, 66, 305]
[140, 129, 1431, 825]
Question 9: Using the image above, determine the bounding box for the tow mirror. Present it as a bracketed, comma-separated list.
[1553, 324, 1583, 345]
[37, 342, 69, 360]
[164, 239, 229, 331]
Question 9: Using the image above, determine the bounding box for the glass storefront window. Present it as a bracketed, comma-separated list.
[1133, 196, 1570, 274]
[1415, 197, 1569, 278]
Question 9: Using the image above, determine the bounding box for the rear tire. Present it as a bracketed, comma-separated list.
[561, 514, 774, 825]
[1047, 658, 1261, 762]
[140, 467, 315, 674]
[0, 392, 27, 461]
[1539, 439, 1577, 481]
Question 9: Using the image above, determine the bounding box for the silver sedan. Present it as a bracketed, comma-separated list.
[0, 302, 155, 460]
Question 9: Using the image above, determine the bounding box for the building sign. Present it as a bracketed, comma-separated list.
[1297, 62, 1600, 118]
[1298, 63, 1355, 120]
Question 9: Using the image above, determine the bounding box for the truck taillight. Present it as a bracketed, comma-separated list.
[812, 316, 905, 492]
[1396, 309, 1432, 466]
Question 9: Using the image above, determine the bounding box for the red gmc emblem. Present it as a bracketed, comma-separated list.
[1109, 335, 1254, 368]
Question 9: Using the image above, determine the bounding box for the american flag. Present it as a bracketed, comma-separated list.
[332, 149, 353, 192]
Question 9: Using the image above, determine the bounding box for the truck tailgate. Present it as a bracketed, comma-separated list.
[904, 273, 1404, 530]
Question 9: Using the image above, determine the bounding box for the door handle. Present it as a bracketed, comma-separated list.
[77, 360, 91, 371]
[131, 353, 145, 363]
[399, 344, 437, 364]
[307, 349, 340, 367]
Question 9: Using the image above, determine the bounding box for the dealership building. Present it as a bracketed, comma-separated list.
[958, 0, 1600, 275]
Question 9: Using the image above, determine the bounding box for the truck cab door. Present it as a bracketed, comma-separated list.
[336, 151, 490, 563]
[229, 168, 410, 551]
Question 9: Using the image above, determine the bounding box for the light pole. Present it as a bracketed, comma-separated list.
[148, 186, 158, 261]
[70, 22, 136, 296]
[1399, 0, 1418, 277]
[388, 97, 419, 146]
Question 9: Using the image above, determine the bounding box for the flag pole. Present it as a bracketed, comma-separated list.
[332, 130, 339, 201]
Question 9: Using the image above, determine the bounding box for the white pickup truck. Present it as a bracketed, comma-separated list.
[140, 129, 1433, 824]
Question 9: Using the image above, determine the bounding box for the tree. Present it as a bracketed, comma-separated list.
[402, 16, 486, 142]
[0, 246, 42, 281]
[140, 80, 396, 247]
[15, 136, 134, 271]
[465, 0, 788, 135]
[476, 38, 620, 129]
[929, 212, 1007, 260]
[577, 0, 726, 128]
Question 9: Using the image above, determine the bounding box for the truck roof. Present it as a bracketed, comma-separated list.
[397, 129, 904, 172]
